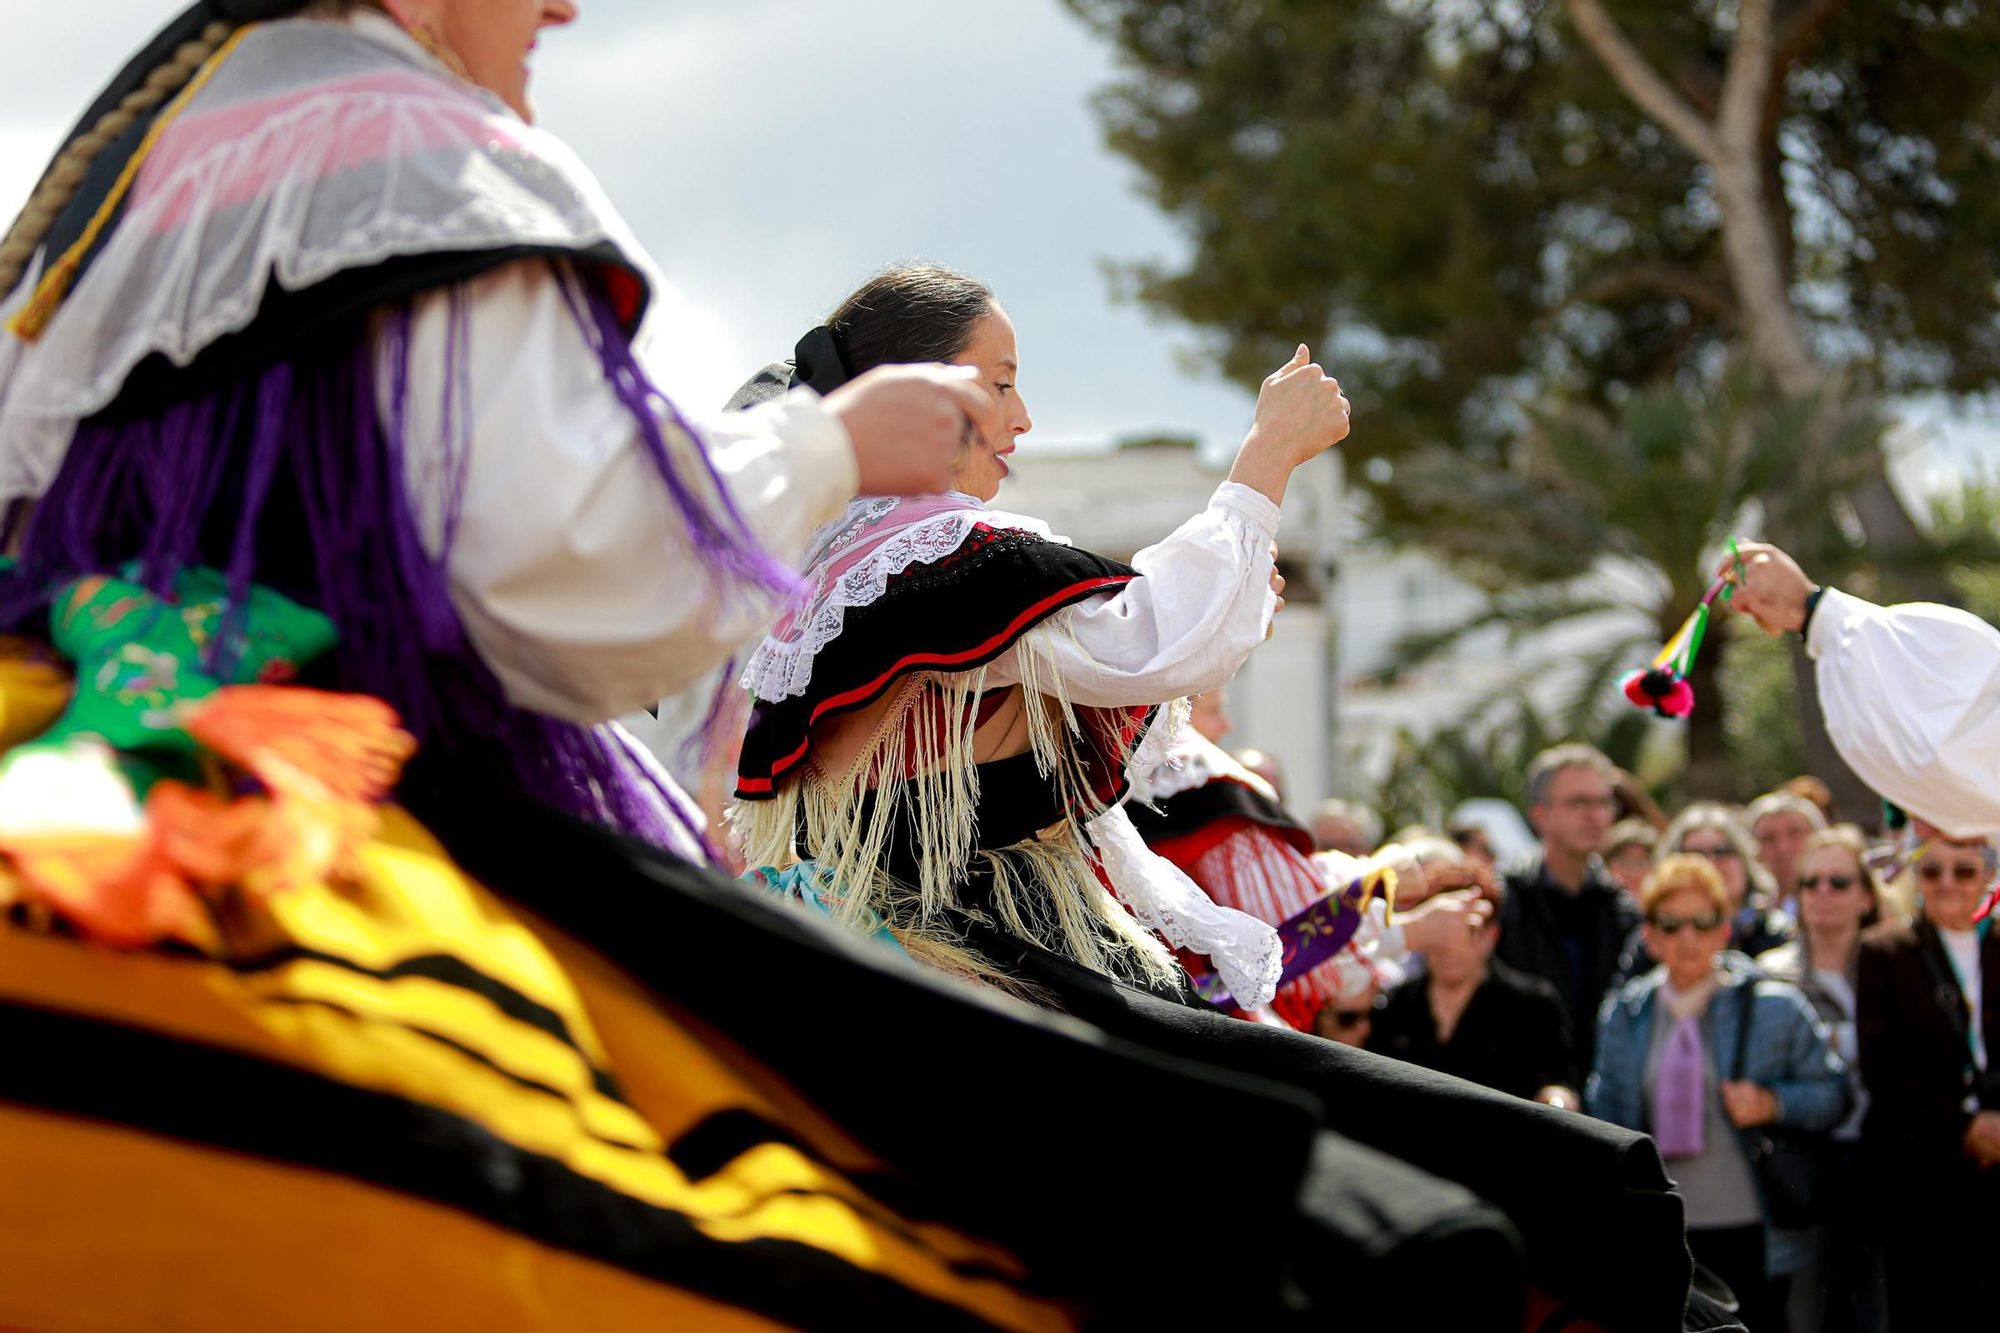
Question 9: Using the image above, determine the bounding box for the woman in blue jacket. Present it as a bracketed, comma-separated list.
[1590, 854, 1848, 1331]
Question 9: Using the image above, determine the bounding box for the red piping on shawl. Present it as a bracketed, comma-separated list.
[736, 573, 1133, 794]
[1147, 816, 1255, 873]
[1160, 775, 1315, 859]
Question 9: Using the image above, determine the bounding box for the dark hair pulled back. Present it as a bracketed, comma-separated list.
[827, 265, 995, 375]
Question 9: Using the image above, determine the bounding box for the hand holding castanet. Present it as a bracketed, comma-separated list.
[826, 364, 1002, 497]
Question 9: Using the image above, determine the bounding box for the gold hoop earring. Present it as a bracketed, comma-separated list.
[408, 23, 473, 83]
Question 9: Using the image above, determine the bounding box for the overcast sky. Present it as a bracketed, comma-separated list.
[0, 0, 1264, 464]
[1, 1, 1987, 491]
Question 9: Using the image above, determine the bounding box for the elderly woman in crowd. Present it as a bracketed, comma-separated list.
[1662, 803, 1795, 957]
[1311, 797, 1381, 856]
[1603, 818, 1659, 906]
[1747, 792, 1829, 916]
[1371, 875, 1582, 1109]
[1591, 855, 1848, 1331]
[1757, 826, 1885, 1332]
[1856, 832, 2000, 1326]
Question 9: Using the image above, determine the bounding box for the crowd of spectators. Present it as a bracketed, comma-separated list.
[1289, 741, 1998, 1333]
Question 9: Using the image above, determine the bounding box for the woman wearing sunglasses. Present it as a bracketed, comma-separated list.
[1855, 833, 2000, 1327]
[1660, 803, 1796, 959]
[1590, 854, 1848, 1331]
[1756, 826, 1885, 1332]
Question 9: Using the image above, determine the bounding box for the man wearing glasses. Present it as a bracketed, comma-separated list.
[1496, 744, 1640, 1071]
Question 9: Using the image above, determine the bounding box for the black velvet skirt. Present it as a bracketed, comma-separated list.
[413, 776, 1735, 1333]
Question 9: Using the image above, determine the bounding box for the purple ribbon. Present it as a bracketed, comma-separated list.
[1191, 874, 1384, 1009]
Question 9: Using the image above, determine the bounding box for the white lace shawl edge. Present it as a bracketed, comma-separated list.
[1087, 804, 1283, 1010]
[740, 500, 1065, 702]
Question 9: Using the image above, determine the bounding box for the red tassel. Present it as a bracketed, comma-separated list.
[1619, 668, 1696, 719]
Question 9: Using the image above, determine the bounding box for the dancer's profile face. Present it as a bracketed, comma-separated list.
[948, 307, 1032, 502]
[399, 0, 579, 123]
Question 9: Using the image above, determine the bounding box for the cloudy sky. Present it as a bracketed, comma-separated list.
[0, 0, 1265, 464]
[1, 1, 1987, 490]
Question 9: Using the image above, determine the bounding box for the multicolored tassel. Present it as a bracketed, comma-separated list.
[1619, 540, 1742, 720]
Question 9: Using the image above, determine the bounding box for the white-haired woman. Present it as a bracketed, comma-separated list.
[1662, 802, 1795, 958]
[1757, 825, 1887, 1331]
[1856, 832, 2000, 1326]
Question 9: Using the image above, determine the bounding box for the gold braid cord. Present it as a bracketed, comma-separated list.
[0, 21, 236, 319]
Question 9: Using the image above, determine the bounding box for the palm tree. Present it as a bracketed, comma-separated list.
[1375, 691, 1652, 832]
[1373, 368, 1992, 803]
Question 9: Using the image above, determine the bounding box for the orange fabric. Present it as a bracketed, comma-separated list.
[0, 809, 1077, 1333]
[0, 1104, 796, 1333]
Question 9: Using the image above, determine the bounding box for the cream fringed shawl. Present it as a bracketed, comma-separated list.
[731, 494, 1281, 1008]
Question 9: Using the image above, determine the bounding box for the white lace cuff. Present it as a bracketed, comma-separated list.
[1087, 804, 1282, 1009]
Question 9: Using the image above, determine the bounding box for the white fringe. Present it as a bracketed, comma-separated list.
[730, 613, 1182, 994]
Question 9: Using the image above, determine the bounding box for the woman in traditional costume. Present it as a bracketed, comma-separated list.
[0, 7, 1446, 1331]
[731, 266, 1746, 1333]
[729, 265, 1356, 1009]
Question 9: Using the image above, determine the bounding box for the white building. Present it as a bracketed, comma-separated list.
[1004, 438, 1639, 816]
[1002, 437, 1353, 810]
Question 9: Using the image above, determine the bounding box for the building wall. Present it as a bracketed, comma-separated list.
[1001, 440, 1342, 812]
[1004, 441, 1646, 814]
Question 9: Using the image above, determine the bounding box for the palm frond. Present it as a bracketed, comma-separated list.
[1380, 590, 1626, 677]
[1563, 628, 1660, 736]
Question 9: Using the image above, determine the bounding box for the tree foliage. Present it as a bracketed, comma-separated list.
[1934, 474, 2000, 625]
[1069, 0, 2000, 812]
[1374, 692, 1653, 831]
[1065, 0, 2000, 486]
[1375, 365, 1926, 794]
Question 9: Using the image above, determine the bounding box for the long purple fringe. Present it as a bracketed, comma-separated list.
[0, 280, 778, 856]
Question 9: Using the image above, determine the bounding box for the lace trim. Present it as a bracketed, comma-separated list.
[1087, 805, 1282, 1010]
[1129, 726, 1279, 806]
[0, 21, 653, 511]
[741, 503, 1060, 703]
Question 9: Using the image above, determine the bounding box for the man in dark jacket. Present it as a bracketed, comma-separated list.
[1496, 744, 1641, 1071]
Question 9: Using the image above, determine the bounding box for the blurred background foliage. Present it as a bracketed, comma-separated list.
[1066, 0, 2000, 820]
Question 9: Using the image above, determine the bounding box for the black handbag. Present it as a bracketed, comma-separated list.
[1731, 982, 1831, 1228]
